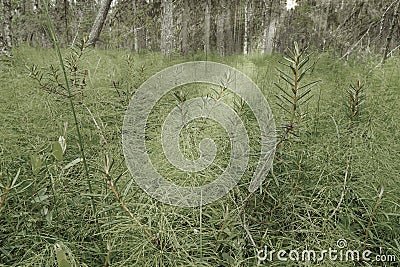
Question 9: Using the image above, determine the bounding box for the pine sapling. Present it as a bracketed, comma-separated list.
[275, 42, 320, 141]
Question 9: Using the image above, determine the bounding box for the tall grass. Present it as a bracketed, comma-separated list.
[0, 42, 399, 265]
[42, 2, 97, 223]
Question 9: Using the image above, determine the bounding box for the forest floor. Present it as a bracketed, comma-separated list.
[0, 46, 399, 266]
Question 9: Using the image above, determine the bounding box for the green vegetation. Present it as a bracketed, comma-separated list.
[0, 46, 399, 266]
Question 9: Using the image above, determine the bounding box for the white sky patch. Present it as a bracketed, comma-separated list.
[286, 0, 298, 11]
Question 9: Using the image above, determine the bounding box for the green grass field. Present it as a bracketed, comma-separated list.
[0, 46, 399, 266]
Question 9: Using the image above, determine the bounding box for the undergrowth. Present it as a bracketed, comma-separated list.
[0, 42, 399, 266]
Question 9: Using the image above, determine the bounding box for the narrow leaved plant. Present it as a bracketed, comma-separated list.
[346, 79, 365, 127]
[27, 38, 89, 99]
[275, 42, 320, 140]
[40, 0, 97, 220]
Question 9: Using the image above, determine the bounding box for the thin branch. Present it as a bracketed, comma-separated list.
[341, 22, 377, 59]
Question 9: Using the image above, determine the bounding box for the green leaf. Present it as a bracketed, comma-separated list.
[55, 243, 72, 267]
[32, 194, 51, 203]
[277, 93, 294, 106]
[283, 56, 295, 64]
[52, 141, 63, 161]
[299, 94, 313, 106]
[297, 89, 312, 102]
[63, 158, 83, 170]
[276, 101, 291, 114]
[31, 154, 42, 175]
[278, 60, 296, 74]
[276, 68, 294, 82]
[10, 168, 21, 188]
[32, 188, 50, 203]
[123, 179, 134, 199]
[298, 56, 310, 70]
[58, 136, 66, 154]
[280, 74, 295, 88]
[299, 80, 321, 90]
[222, 252, 235, 264]
[298, 71, 307, 83]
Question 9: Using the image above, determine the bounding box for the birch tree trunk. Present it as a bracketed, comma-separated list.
[1, 0, 13, 55]
[265, 17, 277, 54]
[87, 0, 113, 46]
[260, 0, 268, 54]
[265, 0, 283, 54]
[260, 26, 267, 54]
[204, 0, 210, 55]
[161, 0, 173, 56]
[134, 27, 146, 53]
[243, 0, 249, 55]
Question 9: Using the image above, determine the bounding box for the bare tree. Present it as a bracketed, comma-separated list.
[87, 0, 113, 46]
[161, 0, 173, 56]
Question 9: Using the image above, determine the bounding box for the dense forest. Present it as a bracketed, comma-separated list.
[1, 0, 400, 61]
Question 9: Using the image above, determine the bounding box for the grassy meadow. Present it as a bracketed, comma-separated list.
[0, 45, 399, 266]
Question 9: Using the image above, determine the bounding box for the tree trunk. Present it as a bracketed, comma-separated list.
[243, 0, 253, 55]
[216, 16, 224, 56]
[87, 0, 113, 46]
[382, 0, 400, 63]
[64, 0, 69, 44]
[161, 0, 173, 56]
[134, 0, 146, 53]
[204, 0, 210, 55]
[243, 0, 249, 55]
[1, 0, 13, 55]
[224, 1, 233, 55]
[260, 0, 268, 54]
[134, 27, 146, 53]
[265, 17, 277, 54]
[180, 0, 189, 55]
[216, 1, 225, 56]
[232, 0, 241, 54]
[265, 0, 284, 54]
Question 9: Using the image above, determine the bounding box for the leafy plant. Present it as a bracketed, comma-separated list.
[346, 79, 365, 124]
[27, 38, 89, 100]
[112, 54, 147, 105]
[0, 169, 21, 214]
[38, 1, 97, 222]
[275, 42, 320, 139]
